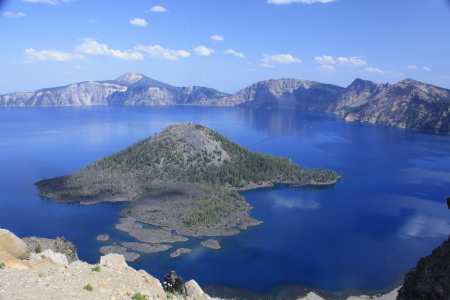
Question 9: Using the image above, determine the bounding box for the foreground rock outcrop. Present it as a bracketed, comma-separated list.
[22, 235, 79, 263]
[0, 228, 212, 300]
[397, 236, 450, 300]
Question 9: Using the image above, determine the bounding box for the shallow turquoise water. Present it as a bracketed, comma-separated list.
[0, 106, 449, 299]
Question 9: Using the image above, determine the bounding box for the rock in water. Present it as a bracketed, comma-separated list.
[397, 235, 450, 299]
[200, 238, 221, 249]
[164, 271, 187, 296]
[96, 234, 109, 241]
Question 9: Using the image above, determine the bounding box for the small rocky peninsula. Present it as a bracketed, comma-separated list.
[35, 123, 341, 255]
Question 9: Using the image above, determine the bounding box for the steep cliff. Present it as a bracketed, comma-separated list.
[338, 79, 450, 134]
[226, 78, 450, 134]
[221, 78, 343, 109]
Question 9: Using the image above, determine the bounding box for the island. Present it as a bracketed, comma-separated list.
[35, 123, 341, 254]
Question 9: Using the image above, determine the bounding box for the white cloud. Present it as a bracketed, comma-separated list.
[130, 18, 148, 27]
[312, 55, 335, 65]
[75, 41, 144, 60]
[260, 63, 276, 68]
[25, 49, 87, 62]
[88, 20, 97, 23]
[193, 46, 215, 56]
[268, 0, 336, 4]
[336, 56, 367, 67]
[134, 44, 191, 60]
[361, 67, 404, 77]
[149, 6, 168, 12]
[361, 67, 384, 74]
[423, 67, 430, 71]
[3, 12, 26, 18]
[210, 35, 224, 41]
[74, 65, 82, 69]
[224, 49, 244, 58]
[407, 65, 418, 69]
[262, 53, 302, 64]
[318, 65, 336, 72]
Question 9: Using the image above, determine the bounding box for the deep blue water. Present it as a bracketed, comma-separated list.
[1, 106, 449, 299]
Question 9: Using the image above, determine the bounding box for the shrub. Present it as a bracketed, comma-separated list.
[91, 264, 101, 272]
[38, 272, 46, 278]
[84, 284, 93, 291]
[132, 292, 148, 300]
[35, 244, 42, 254]
[0, 262, 5, 268]
[165, 292, 174, 300]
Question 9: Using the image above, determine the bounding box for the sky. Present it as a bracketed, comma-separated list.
[1, 0, 450, 95]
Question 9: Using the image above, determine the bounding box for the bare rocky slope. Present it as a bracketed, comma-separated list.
[0, 228, 213, 300]
[2, 73, 449, 134]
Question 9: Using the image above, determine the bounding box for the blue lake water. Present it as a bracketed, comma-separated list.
[1, 106, 449, 299]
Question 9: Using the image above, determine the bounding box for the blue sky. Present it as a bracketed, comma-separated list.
[1, 0, 450, 94]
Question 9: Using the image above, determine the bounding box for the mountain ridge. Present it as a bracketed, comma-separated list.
[1, 73, 450, 134]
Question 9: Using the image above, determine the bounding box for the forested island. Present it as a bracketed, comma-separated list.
[35, 124, 341, 253]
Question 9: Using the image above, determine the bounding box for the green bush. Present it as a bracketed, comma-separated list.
[132, 292, 148, 300]
[91, 264, 101, 272]
[0, 262, 5, 268]
[35, 244, 42, 254]
[165, 292, 174, 300]
[84, 284, 93, 291]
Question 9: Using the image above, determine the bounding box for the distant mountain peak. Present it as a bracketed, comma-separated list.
[398, 78, 420, 85]
[115, 73, 145, 84]
[113, 73, 173, 88]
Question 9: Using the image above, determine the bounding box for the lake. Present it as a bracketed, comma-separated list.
[1, 106, 449, 299]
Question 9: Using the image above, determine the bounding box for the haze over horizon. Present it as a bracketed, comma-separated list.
[1, 0, 450, 95]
